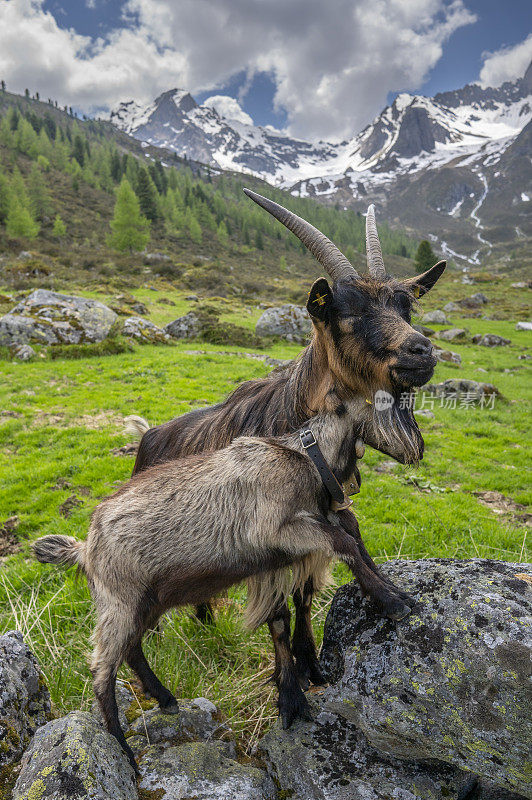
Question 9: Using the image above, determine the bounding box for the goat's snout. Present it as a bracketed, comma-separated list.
[403, 333, 433, 358]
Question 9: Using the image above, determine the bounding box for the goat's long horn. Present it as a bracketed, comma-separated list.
[366, 204, 386, 279]
[243, 188, 358, 283]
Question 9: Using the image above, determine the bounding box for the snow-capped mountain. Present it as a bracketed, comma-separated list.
[109, 88, 339, 184]
[110, 63, 532, 263]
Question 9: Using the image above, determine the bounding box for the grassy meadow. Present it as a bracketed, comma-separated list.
[0, 270, 530, 751]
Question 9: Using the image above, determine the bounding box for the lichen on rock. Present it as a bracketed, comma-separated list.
[319, 559, 532, 798]
[0, 631, 51, 772]
[12, 711, 137, 800]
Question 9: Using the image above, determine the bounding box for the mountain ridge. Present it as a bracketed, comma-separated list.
[109, 64, 532, 264]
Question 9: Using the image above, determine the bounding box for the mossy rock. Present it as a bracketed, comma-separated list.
[320, 559, 532, 798]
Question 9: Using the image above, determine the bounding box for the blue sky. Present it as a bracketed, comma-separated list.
[2, 1, 531, 138]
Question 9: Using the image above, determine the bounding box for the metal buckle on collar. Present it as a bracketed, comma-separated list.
[300, 429, 317, 449]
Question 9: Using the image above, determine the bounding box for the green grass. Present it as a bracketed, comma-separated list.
[0, 275, 530, 751]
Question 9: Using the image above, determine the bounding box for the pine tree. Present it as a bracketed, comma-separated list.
[254, 229, 264, 250]
[0, 172, 11, 223]
[110, 150, 122, 183]
[72, 134, 85, 167]
[135, 167, 159, 222]
[52, 214, 67, 238]
[108, 177, 150, 252]
[28, 163, 53, 220]
[6, 198, 39, 239]
[217, 220, 229, 246]
[185, 208, 202, 244]
[414, 240, 436, 273]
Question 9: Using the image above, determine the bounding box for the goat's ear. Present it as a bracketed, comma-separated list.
[307, 278, 333, 321]
[402, 260, 446, 298]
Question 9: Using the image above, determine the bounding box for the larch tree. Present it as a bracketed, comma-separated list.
[108, 177, 150, 252]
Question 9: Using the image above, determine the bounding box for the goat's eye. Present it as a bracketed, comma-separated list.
[393, 293, 412, 321]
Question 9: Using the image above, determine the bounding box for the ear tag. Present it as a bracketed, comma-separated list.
[413, 286, 420, 298]
[313, 293, 327, 306]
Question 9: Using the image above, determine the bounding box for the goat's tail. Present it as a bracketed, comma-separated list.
[33, 535, 85, 570]
[123, 415, 150, 441]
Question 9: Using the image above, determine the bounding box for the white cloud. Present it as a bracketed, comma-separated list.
[0, 0, 477, 140]
[202, 95, 254, 125]
[479, 34, 532, 88]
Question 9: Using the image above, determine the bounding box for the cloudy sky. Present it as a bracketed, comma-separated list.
[0, 0, 531, 141]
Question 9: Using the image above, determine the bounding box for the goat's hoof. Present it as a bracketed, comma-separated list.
[158, 692, 179, 714]
[160, 702, 179, 714]
[385, 601, 411, 621]
[279, 694, 313, 730]
[385, 583, 415, 605]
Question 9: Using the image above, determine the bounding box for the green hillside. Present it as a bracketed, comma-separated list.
[0, 89, 418, 305]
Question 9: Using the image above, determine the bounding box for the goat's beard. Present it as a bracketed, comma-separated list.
[361, 391, 423, 465]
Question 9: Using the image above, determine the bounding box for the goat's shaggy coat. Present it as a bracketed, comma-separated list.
[34, 397, 412, 770]
[124, 195, 446, 738]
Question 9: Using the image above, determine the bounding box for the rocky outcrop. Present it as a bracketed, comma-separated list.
[255, 304, 311, 343]
[421, 310, 449, 325]
[422, 378, 501, 400]
[0, 290, 117, 346]
[444, 301, 460, 313]
[259, 700, 522, 800]
[13, 712, 137, 800]
[472, 333, 511, 347]
[437, 327, 470, 342]
[122, 315, 170, 343]
[412, 323, 435, 336]
[165, 311, 202, 339]
[9, 344, 35, 361]
[139, 740, 276, 800]
[516, 321, 532, 331]
[434, 345, 461, 364]
[320, 559, 532, 798]
[0, 631, 51, 771]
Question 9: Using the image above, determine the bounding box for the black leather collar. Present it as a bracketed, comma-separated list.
[299, 429, 351, 509]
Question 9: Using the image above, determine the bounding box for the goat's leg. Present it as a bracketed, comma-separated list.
[91, 611, 139, 774]
[336, 509, 414, 605]
[326, 522, 411, 620]
[268, 602, 312, 729]
[292, 578, 325, 689]
[194, 601, 215, 624]
[126, 641, 178, 712]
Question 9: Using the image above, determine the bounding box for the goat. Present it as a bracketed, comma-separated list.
[34, 392, 409, 772]
[128, 191, 446, 726]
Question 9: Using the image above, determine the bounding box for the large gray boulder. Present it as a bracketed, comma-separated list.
[472, 333, 511, 347]
[320, 559, 532, 798]
[91, 680, 232, 753]
[0, 631, 51, 770]
[139, 740, 276, 799]
[434, 345, 461, 364]
[437, 327, 470, 342]
[122, 315, 169, 343]
[0, 289, 117, 346]
[422, 378, 501, 400]
[516, 321, 532, 331]
[12, 711, 136, 800]
[165, 311, 202, 339]
[421, 309, 449, 325]
[255, 304, 312, 343]
[259, 700, 522, 800]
